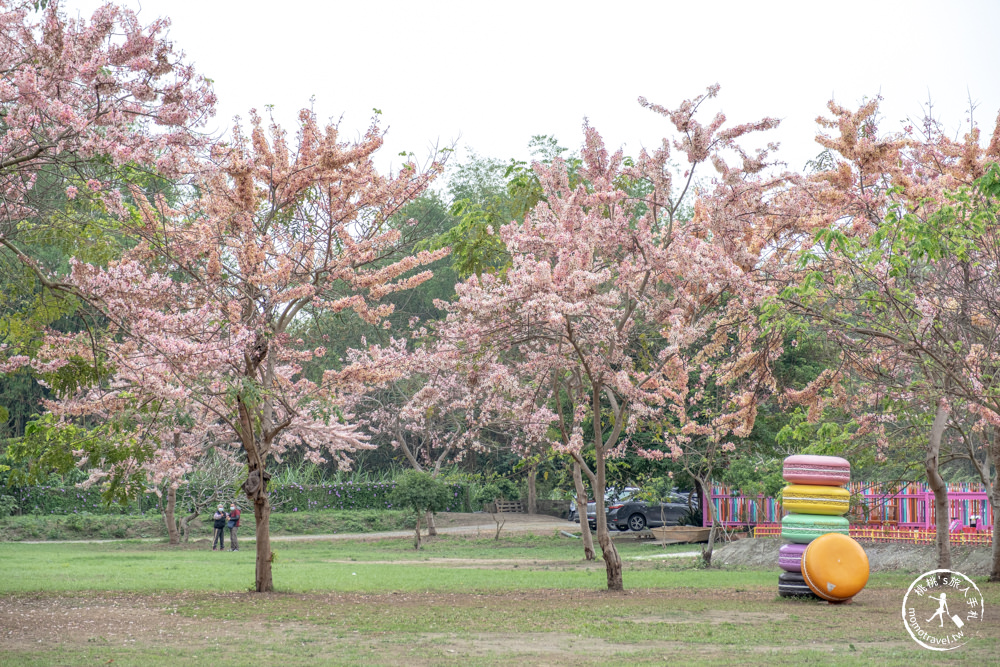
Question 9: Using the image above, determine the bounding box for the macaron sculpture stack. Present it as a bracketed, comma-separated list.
[778, 455, 851, 599]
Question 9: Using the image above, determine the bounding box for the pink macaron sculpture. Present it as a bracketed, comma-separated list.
[778, 454, 853, 600]
[782, 454, 851, 486]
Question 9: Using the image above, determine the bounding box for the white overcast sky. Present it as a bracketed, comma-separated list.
[72, 0, 1000, 181]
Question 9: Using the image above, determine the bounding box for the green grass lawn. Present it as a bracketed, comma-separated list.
[1, 535, 997, 666]
[0, 508, 415, 541]
[0, 534, 711, 593]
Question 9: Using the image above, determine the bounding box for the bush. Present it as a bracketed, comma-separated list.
[0, 494, 16, 519]
[0, 509, 414, 541]
[3, 481, 470, 516]
[270, 481, 468, 513]
[473, 477, 520, 509]
[389, 471, 452, 516]
[4, 485, 150, 516]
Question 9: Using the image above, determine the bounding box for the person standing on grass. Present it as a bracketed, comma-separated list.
[212, 505, 228, 551]
[227, 503, 241, 551]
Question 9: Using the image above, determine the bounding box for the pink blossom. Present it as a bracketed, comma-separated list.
[24, 95, 446, 592]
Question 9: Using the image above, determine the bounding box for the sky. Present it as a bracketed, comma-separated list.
[71, 0, 1000, 181]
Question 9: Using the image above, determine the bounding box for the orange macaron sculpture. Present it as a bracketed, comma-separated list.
[800, 532, 870, 603]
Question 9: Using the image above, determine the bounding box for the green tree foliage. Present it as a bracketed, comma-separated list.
[389, 470, 452, 548]
[718, 456, 784, 500]
[1, 167, 187, 440]
[294, 192, 460, 379]
[472, 476, 520, 506]
[421, 137, 578, 278]
[745, 328, 837, 458]
[9, 412, 155, 505]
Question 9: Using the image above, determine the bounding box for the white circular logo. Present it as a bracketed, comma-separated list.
[901, 569, 985, 651]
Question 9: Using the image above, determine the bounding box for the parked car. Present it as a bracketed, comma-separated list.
[606, 491, 689, 531]
[567, 499, 597, 528]
[570, 488, 640, 530]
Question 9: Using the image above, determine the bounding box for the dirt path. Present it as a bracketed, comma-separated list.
[275, 516, 574, 543]
[625, 551, 700, 560]
[308, 551, 702, 569]
[16, 513, 577, 545]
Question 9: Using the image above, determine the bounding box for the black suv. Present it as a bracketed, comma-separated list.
[606, 492, 689, 531]
[569, 487, 640, 530]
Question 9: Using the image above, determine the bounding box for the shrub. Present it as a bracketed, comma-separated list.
[268, 481, 468, 513]
[5, 485, 151, 516]
[3, 481, 470, 516]
[473, 477, 520, 509]
[0, 495, 16, 519]
[389, 471, 452, 549]
[389, 471, 452, 517]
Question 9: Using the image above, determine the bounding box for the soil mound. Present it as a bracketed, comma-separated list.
[714, 538, 993, 576]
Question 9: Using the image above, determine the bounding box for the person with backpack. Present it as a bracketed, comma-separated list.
[212, 505, 227, 551]
[227, 503, 241, 551]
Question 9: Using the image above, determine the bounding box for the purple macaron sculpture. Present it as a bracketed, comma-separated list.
[778, 542, 808, 572]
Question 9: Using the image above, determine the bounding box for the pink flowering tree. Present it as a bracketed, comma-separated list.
[0, 0, 214, 541]
[0, 0, 216, 426]
[338, 332, 481, 536]
[18, 106, 448, 591]
[337, 323, 548, 536]
[0, 0, 214, 253]
[438, 88, 788, 589]
[5, 362, 232, 546]
[782, 99, 1000, 576]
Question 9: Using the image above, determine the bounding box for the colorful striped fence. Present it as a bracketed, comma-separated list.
[706, 482, 994, 531]
[704, 490, 783, 525]
[751, 523, 993, 546]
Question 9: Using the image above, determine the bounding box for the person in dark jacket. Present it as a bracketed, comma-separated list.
[227, 503, 241, 551]
[212, 505, 227, 551]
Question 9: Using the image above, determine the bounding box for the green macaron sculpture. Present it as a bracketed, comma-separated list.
[780, 513, 850, 543]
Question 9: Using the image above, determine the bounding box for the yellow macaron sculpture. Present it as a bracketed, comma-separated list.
[779, 454, 862, 601]
[782, 484, 851, 515]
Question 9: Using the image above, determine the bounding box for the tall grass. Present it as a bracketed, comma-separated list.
[269, 461, 405, 486]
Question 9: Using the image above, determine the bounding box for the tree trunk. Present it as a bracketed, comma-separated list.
[179, 509, 199, 542]
[414, 513, 422, 550]
[699, 477, 720, 567]
[572, 460, 595, 560]
[926, 399, 952, 574]
[527, 464, 538, 515]
[253, 495, 273, 592]
[162, 432, 182, 545]
[163, 485, 180, 545]
[988, 431, 1000, 582]
[594, 447, 623, 591]
[425, 510, 437, 537]
[239, 390, 274, 593]
[243, 452, 275, 592]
